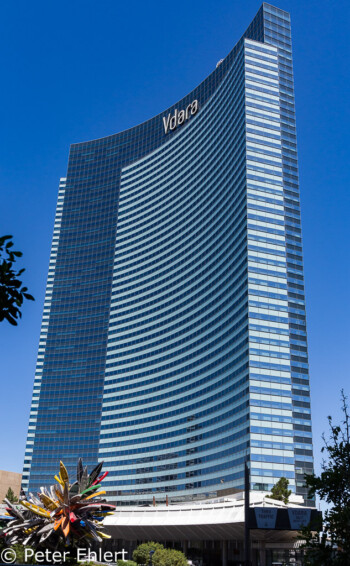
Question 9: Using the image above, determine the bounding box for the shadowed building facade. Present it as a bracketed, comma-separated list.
[23, 3, 314, 505]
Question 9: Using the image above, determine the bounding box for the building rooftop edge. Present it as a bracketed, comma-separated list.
[69, 3, 275, 148]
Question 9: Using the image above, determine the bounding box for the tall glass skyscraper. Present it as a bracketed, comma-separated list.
[23, 3, 314, 505]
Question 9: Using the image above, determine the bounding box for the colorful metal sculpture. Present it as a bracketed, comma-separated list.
[2, 459, 115, 547]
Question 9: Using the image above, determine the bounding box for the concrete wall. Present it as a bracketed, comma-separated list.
[0, 470, 22, 503]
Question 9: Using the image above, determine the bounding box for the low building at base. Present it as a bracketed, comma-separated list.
[103, 491, 320, 566]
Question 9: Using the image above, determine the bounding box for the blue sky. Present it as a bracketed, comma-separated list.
[0, 0, 349, 482]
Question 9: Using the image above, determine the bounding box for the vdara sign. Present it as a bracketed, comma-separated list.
[163, 100, 199, 134]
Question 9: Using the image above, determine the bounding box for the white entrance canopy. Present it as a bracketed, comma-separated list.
[103, 491, 312, 543]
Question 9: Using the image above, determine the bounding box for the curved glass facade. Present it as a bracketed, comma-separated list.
[23, 3, 314, 505]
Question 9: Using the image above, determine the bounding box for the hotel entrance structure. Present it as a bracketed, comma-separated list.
[23, 3, 314, 510]
[102, 491, 319, 566]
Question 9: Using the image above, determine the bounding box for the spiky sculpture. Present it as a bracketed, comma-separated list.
[2, 459, 115, 548]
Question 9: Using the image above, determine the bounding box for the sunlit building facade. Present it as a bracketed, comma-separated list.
[23, 3, 314, 505]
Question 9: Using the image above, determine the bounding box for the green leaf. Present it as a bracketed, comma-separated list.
[5, 312, 18, 325]
[0, 234, 34, 326]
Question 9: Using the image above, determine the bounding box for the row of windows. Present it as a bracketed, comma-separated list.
[110, 227, 248, 315]
[103, 359, 249, 418]
[100, 424, 249, 457]
[111, 212, 247, 300]
[112, 201, 247, 289]
[116, 178, 247, 269]
[105, 336, 248, 400]
[103, 355, 249, 411]
[119, 64, 245, 203]
[101, 402, 248, 435]
[107, 291, 248, 367]
[106, 328, 249, 390]
[108, 262, 249, 339]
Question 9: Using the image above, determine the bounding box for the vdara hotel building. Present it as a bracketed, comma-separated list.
[23, 3, 314, 506]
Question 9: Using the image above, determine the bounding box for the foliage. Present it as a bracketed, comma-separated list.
[117, 561, 137, 566]
[0, 543, 37, 564]
[3, 487, 18, 503]
[0, 235, 34, 325]
[132, 543, 187, 566]
[133, 542, 164, 564]
[152, 547, 188, 566]
[301, 390, 350, 566]
[11, 544, 37, 564]
[267, 476, 291, 505]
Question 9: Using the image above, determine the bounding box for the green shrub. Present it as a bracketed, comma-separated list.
[117, 561, 138, 566]
[8, 544, 36, 564]
[133, 542, 164, 564]
[133, 542, 187, 566]
[153, 548, 188, 566]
